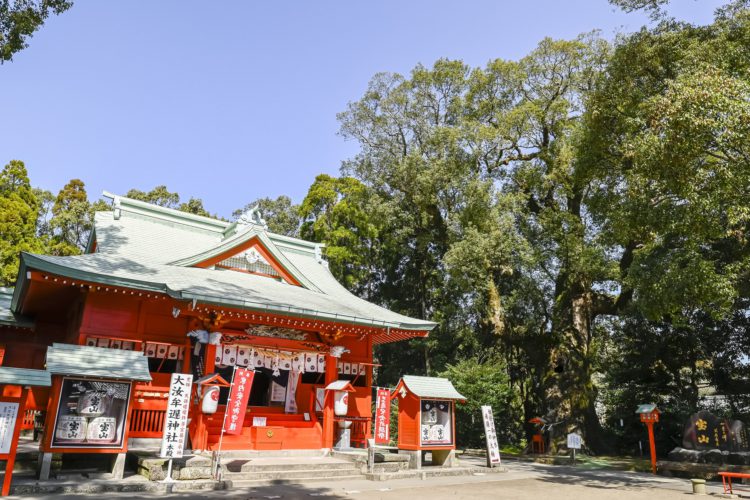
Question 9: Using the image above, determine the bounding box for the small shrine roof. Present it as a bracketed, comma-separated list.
[46, 343, 152, 382]
[398, 375, 466, 401]
[0, 366, 51, 387]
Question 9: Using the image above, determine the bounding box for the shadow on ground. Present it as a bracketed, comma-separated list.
[528, 462, 691, 492]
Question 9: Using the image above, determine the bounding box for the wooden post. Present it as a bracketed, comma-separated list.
[646, 421, 657, 474]
[2, 387, 29, 496]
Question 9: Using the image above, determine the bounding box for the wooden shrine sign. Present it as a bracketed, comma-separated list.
[160, 373, 193, 459]
[481, 405, 501, 466]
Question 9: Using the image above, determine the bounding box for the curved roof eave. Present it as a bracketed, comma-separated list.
[15, 253, 437, 333]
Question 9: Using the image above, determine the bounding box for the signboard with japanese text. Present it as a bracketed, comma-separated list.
[567, 433, 582, 450]
[224, 368, 254, 435]
[420, 400, 452, 446]
[159, 373, 193, 458]
[51, 378, 132, 449]
[374, 388, 391, 445]
[481, 405, 501, 465]
[0, 403, 19, 455]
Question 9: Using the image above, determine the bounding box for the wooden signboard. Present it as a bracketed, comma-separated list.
[481, 405, 501, 467]
[160, 373, 193, 459]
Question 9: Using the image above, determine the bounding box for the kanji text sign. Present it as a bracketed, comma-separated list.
[0, 403, 18, 454]
[481, 405, 501, 465]
[160, 373, 193, 458]
[567, 433, 582, 450]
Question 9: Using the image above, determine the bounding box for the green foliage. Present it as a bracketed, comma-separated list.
[0, 0, 71, 62]
[126, 185, 214, 218]
[440, 359, 523, 448]
[234, 195, 300, 237]
[300, 175, 380, 295]
[0, 160, 41, 284]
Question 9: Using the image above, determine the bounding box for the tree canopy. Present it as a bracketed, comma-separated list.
[0, 0, 72, 62]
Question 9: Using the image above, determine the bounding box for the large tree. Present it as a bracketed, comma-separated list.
[0, 160, 41, 284]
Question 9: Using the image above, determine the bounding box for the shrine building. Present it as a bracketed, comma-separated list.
[0, 192, 435, 454]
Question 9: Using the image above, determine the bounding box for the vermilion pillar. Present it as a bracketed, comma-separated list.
[322, 354, 337, 449]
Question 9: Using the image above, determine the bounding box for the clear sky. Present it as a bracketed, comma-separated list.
[0, 0, 725, 218]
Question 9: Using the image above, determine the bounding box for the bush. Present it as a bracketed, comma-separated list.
[439, 359, 523, 449]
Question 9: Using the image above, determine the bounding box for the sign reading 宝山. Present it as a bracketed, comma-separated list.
[374, 388, 391, 444]
[160, 373, 193, 458]
[481, 405, 501, 465]
[224, 367, 254, 435]
[52, 378, 132, 449]
[567, 433, 582, 450]
[0, 402, 19, 454]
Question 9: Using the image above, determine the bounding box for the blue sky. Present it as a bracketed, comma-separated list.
[0, 0, 724, 218]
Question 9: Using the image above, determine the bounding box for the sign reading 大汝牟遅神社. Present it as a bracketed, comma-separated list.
[0, 402, 19, 455]
[481, 405, 501, 466]
[160, 373, 193, 458]
[224, 367, 254, 435]
[375, 388, 391, 445]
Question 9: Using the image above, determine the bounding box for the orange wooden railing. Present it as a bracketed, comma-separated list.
[129, 408, 167, 438]
[21, 409, 37, 430]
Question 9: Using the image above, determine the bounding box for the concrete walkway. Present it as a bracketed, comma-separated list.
[8, 458, 731, 499]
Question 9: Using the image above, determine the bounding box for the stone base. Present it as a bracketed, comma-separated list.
[431, 449, 459, 467]
[668, 447, 750, 466]
[398, 450, 422, 470]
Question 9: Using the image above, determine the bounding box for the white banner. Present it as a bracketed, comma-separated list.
[160, 373, 193, 458]
[0, 402, 19, 455]
[481, 405, 501, 465]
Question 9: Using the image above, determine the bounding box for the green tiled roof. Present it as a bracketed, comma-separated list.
[0, 288, 33, 329]
[400, 375, 466, 400]
[12, 193, 437, 333]
[46, 343, 152, 381]
[0, 367, 51, 387]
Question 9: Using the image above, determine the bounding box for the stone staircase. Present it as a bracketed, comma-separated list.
[223, 456, 363, 486]
[136, 451, 366, 486]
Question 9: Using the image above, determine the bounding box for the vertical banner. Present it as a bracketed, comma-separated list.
[224, 367, 254, 435]
[374, 388, 391, 445]
[160, 373, 193, 458]
[481, 405, 501, 466]
[285, 369, 300, 414]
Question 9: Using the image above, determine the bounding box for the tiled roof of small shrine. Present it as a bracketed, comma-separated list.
[13, 193, 436, 334]
[0, 367, 51, 387]
[46, 343, 152, 381]
[398, 375, 466, 401]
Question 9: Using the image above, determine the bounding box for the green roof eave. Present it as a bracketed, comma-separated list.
[179, 291, 437, 331]
[15, 253, 437, 332]
[0, 315, 35, 329]
[13, 253, 181, 314]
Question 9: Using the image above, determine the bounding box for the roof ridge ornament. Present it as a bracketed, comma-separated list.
[238, 205, 268, 230]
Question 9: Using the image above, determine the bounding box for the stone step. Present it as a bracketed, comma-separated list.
[223, 467, 361, 481]
[226, 474, 364, 488]
[231, 460, 357, 473]
[365, 466, 507, 482]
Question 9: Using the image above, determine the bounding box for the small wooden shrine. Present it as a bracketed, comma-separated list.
[0, 193, 436, 465]
[392, 375, 465, 468]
